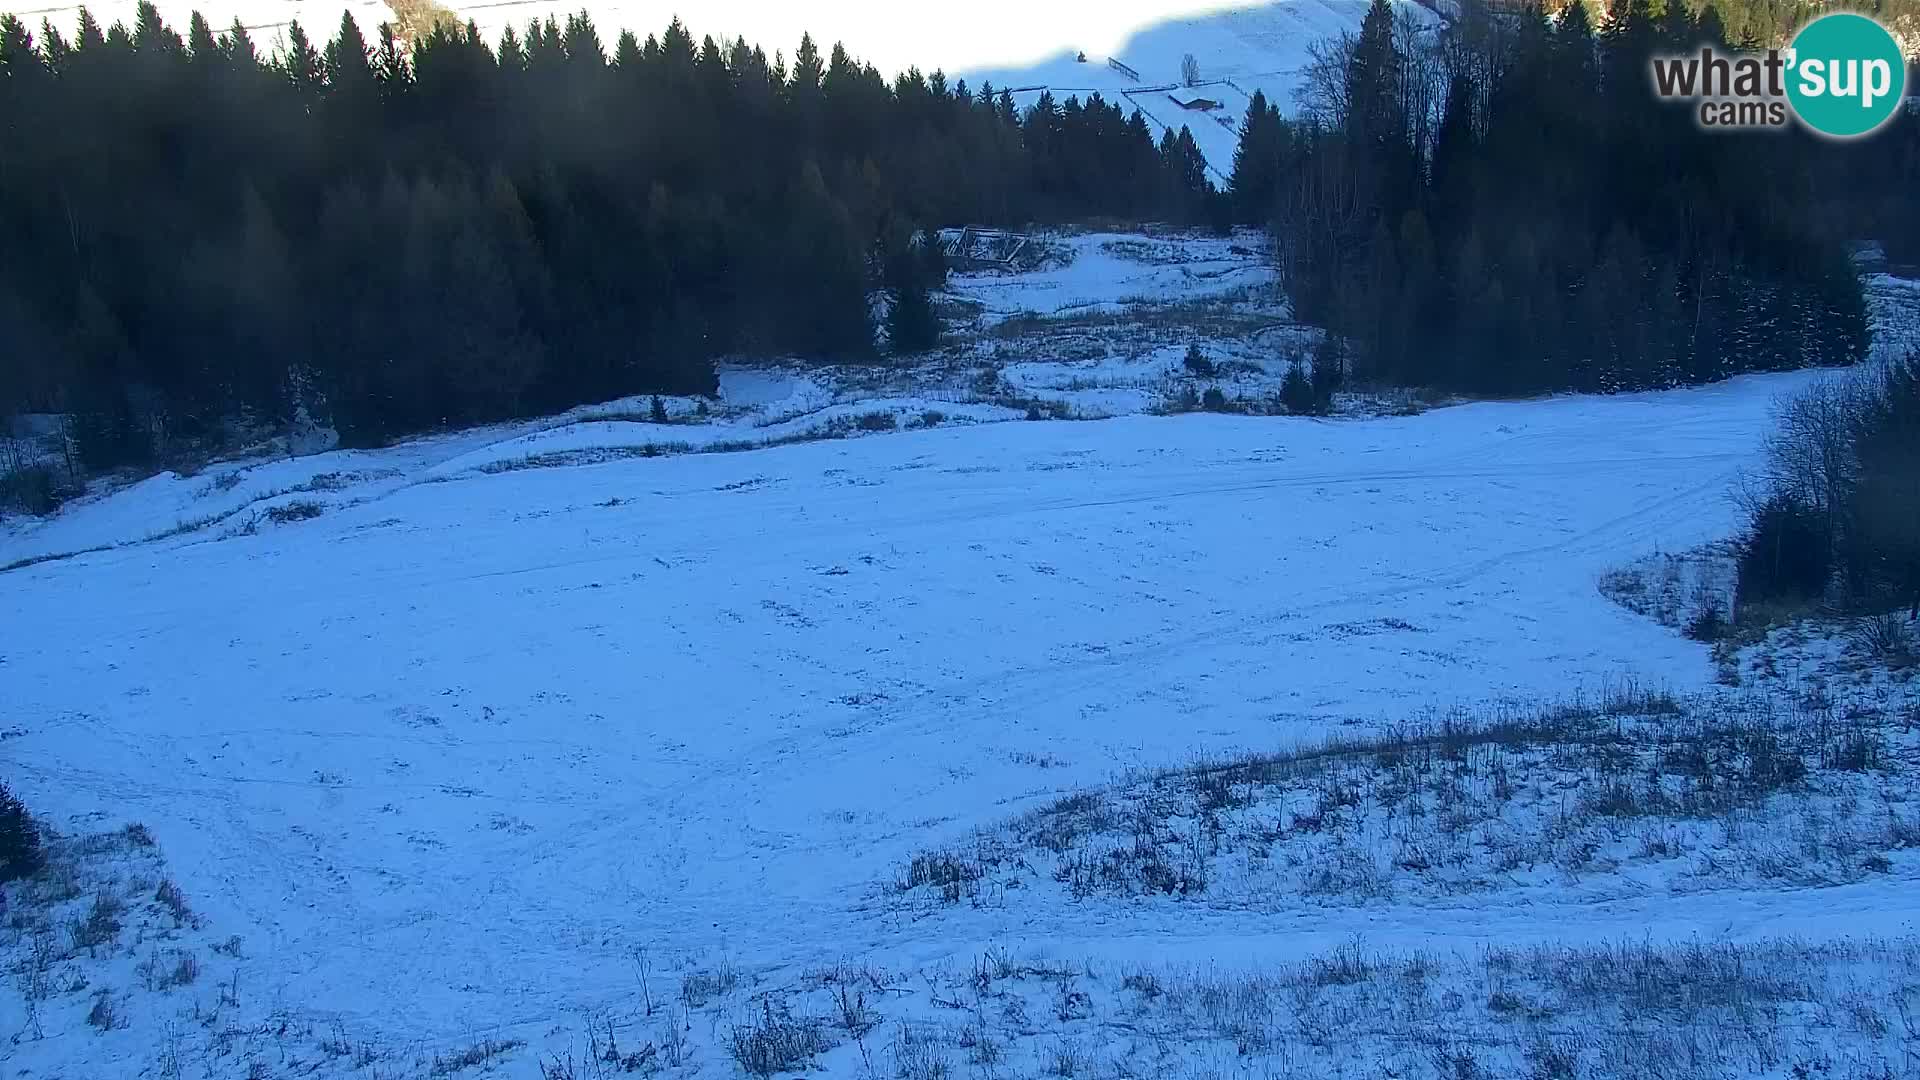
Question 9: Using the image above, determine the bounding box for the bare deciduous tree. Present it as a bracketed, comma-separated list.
[1296, 35, 1356, 130]
[1737, 357, 1920, 616]
[1751, 374, 1869, 540]
[1395, 8, 1445, 164]
[1846, 360, 1920, 613]
[383, 0, 457, 47]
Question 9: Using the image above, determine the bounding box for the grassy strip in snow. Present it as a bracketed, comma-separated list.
[1598, 543, 1737, 641]
[542, 935, 1920, 1080]
[921, 935, 1920, 1080]
[893, 683, 1920, 910]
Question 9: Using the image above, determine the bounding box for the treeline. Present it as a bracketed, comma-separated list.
[1624, 0, 1918, 55]
[1737, 353, 1920, 623]
[0, 5, 1218, 465]
[1226, 0, 1911, 396]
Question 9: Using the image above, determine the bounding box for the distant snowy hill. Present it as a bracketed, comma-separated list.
[9, 0, 1435, 180]
[962, 0, 1439, 181]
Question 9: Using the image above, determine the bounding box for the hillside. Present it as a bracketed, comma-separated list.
[5, 225, 1920, 1077]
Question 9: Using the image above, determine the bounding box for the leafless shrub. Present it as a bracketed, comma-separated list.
[86, 990, 121, 1032]
[1752, 374, 1868, 533]
[1121, 968, 1163, 999]
[899, 850, 987, 903]
[1687, 582, 1728, 642]
[69, 891, 124, 953]
[659, 1006, 692, 1068]
[428, 1036, 523, 1076]
[1157, 384, 1204, 415]
[681, 961, 740, 1007]
[265, 499, 324, 524]
[137, 948, 200, 991]
[892, 1021, 953, 1080]
[1306, 940, 1374, 987]
[1049, 1037, 1089, 1077]
[958, 1024, 1001, 1067]
[153, 1022, 185, 1079]
[580, 1015, 655, 1074]
[1849, 613, 1917, 666]
[153, 878, 194, 926]
[316, 1021, 354, 1059]
[728, 999, 829, 1078]
[833, 982, 875, 1034]
[1524, 1035, 1581, 1079]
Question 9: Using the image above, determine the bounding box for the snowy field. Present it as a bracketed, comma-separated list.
[948, 232, 1276, 324]
[7, 365, 1919, 1078]
[6, 242, 1920, 1077]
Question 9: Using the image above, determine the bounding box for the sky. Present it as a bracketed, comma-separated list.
[567, 0, 1251, 74]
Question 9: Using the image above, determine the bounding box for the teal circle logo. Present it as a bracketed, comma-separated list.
[1785, 13, 1906, 138]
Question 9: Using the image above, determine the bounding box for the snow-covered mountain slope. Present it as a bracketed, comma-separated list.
[9, 364, 1915, 1079]
[966, 0, 1438, 180]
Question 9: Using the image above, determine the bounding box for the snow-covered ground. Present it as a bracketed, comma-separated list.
[8, 362, 1918, 1079]
[951, 232, 1276, 323]
[7, 240, 1920, 1078]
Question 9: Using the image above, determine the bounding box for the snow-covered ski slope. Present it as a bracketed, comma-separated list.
[9, 367, 1914, 1077]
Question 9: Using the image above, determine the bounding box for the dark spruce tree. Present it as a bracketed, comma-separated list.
[887, 277, 938, 356]
[0, 781, 40, 882]
[886, 229, 941, 356]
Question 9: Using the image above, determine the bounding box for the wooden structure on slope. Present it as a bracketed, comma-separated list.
[937, 228, 1036, 272]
